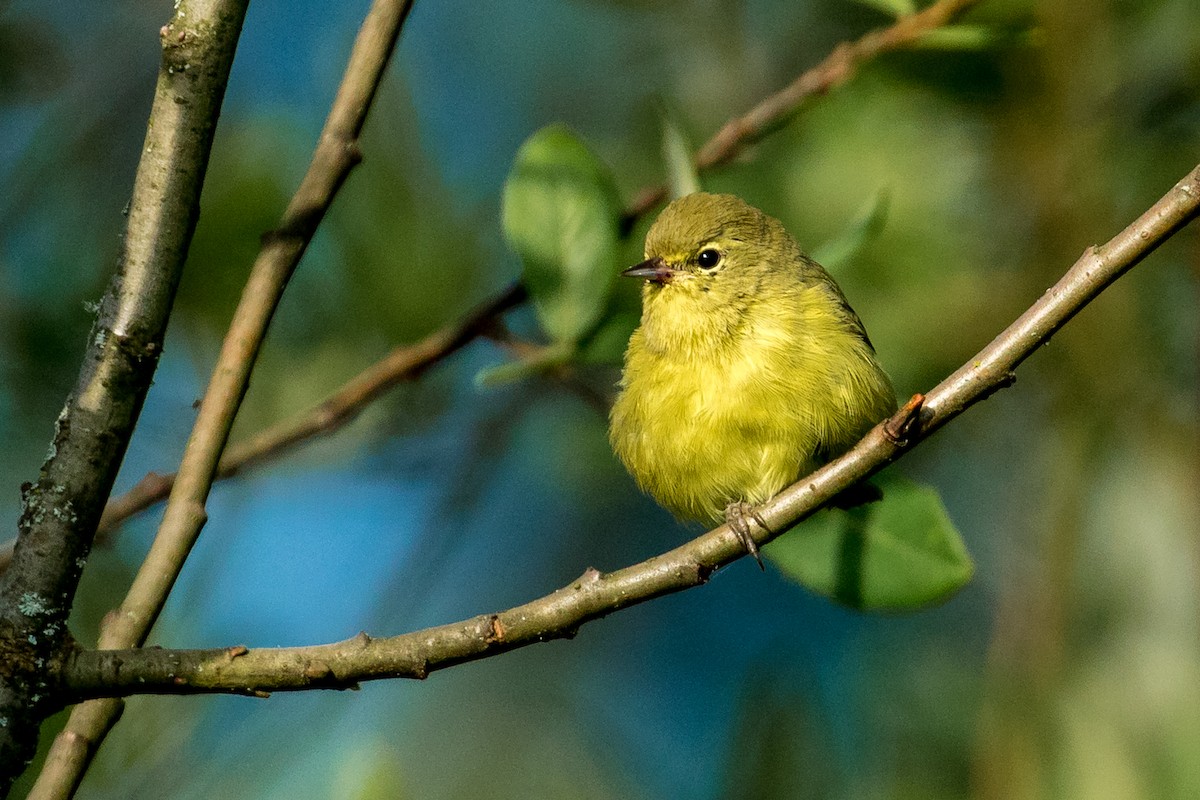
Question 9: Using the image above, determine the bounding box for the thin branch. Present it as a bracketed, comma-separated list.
[104, 0, 410, 652]
[35, 0, 985, 551]
[624, 0, 984, 220]
[0, 284, 527, 575]
[0, 0, 250, 791]
[27, 1, 415, 797]
[62, 164, 1200, 701]
[88, 281, 527, 538]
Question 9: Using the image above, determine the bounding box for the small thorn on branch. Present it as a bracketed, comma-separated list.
[884, 393, 925, 446]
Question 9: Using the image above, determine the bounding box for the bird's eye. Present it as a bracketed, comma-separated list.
[696, 248, 722, 270]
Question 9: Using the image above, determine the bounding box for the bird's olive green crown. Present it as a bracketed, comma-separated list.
[647, 192, 774, 262]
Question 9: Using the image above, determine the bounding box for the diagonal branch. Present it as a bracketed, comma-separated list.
[61, 164, 1200, 701]
[89, 281, 527, 538]
[0, 0, 251, 791]
[624, 0, 984, 219]
[51, 0, 985, 547]
[26, 1, 416, 797]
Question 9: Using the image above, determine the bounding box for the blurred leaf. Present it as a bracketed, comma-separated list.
[719, 679, 839, 800]
[503, 124, 623, 345]
[0, 18, 68, 101]
[566, 0, 687, 7]
[474, 342, 574, 388]
[849, 0, 916, 18]
[341, 741, 408, 800]
[809, 188, 890, 271]
[766, 476, 972, 611]
[660, 103, 701, 200]
[914, 25, 1009, 51]
[576, 310, 638, 365]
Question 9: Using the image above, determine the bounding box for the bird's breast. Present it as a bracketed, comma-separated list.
[610, 323, 821, 523]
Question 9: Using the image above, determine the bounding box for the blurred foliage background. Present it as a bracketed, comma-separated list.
[2, 0, 1199, 797]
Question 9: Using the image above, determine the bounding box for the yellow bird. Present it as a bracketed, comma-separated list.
[609, 193, 896, 566]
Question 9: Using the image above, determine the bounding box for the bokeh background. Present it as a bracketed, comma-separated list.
[3, 0, 1199, 797]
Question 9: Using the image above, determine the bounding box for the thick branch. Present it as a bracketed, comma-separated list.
[26, 1, 415, 797]
[63, 165, 1200, 700]
[0, 0, 249, 791]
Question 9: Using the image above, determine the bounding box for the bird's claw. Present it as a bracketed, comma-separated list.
[724, 501, 769, 571]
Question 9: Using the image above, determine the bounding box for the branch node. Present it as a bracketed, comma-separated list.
[225, 645, 249, 661]
[353, 631, 372, 648]
[303, 661, 333, 681]
[974, 371, 1018, 404]
[883, 393, 925, 446]
[484, 615, 506, 645]
[580, 567, 603, 585]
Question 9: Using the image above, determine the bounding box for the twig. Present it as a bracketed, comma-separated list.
[87, 282, 527, 538]
[29, 0, 985, 551]
[0, 284, 526, 575]
[26, 1, 415, 797]
[624, 0, 984, 220]
[0, 0, 251, 793]
[61, 164, 1200, 701]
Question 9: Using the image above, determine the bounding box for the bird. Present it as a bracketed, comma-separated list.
[608, 192, 896, 567]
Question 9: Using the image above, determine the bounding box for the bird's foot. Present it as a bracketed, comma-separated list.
[724, 501, 769, 571]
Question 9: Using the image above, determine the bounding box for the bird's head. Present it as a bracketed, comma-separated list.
[623, 192, 791, 354]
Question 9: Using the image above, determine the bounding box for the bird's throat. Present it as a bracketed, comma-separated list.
[639, 286, 747, 359]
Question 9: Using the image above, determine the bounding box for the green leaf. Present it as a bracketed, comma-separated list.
[914, 25, 1005, 51]
[849, 0, 916, 18]
[474, 342, 574, 388]
[576, 310, 639, 365]
[765, 476, 973, 611]
[502, 125, 623, 345]
[810, 188, 890, 271]
[659, 103, 701, 200]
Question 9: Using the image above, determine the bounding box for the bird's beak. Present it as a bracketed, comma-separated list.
[621, 256, 675, 284]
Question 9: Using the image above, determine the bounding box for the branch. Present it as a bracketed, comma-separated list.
[624, 0, 984, 219]
[90, 281, 527, 537]
[26, 1, 415, 796]
[62, 164, 1200, 700]
[0, 0, 250, 791]
[33, 0, 985, 551]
